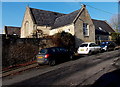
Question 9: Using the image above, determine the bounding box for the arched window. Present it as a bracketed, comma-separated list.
[24, 21, 29, 36]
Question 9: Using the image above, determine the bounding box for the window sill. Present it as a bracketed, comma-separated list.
[84, 35, 89, 37]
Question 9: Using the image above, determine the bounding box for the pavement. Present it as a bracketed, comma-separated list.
[2, 63, 38, 77]
[2, 49, 120, 87]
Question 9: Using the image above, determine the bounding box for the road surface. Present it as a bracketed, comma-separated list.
[2, 50, 120, 87]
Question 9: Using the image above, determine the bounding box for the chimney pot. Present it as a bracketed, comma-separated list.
[81, 4, 86, 8]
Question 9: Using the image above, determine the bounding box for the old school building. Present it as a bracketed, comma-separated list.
[4, 4, 115, 48]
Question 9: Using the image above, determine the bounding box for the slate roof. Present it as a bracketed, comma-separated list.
[52, 9, 82, 29]
[92, 19, 115, 35]
[95, 28, 109, 35]
[4, 26, 21, 36]
[29, 7, 65, 26]
[28, 7, 115, 36]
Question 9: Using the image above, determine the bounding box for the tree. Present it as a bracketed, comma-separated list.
[111, 32, 120, 45]
[109, 14, 120, 32]
[52, 31, 75, 50]
[32, 29, 43, 38]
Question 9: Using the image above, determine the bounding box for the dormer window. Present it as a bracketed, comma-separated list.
[65, 29, 70, 32]
[13, 34, 17, 35]
[83, 23, 89, 36]
[99, 27, 103, 30]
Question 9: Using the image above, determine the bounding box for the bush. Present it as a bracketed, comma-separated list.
[111, 32, 120, 45]
[52, 31, 75, 50]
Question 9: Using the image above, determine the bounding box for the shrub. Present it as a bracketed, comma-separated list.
[111, 32, 120, 45]
[52, 31, 75, 50]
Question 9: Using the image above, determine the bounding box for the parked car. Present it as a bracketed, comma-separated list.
[77, 42, 101, 55]
[100, 41, 116, 51]
[36, 47, 74, 66]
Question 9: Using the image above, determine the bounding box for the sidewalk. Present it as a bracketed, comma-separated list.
[2, 61, 38, 77]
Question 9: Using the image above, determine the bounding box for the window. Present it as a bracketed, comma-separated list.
[40, 49, 47, 54]
[59, 48, 67, 52]
[80, 44, 88, 47]
[65, 29, 70, 33]
[89, 43, 98, 47]
[89, 43, 93, 47]
[24, 21, 29, 36]
[83, 23, 89, 36]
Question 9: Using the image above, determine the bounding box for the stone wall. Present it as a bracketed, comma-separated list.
[37, 26, 51, 35]
[74, 7, 95, 48]
[2, 38, 54, 68]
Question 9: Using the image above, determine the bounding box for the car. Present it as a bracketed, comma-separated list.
[36, 47, 74, 66]
[100, 41, 116, 51]
[77, 42, 101, 55]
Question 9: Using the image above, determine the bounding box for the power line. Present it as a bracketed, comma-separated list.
[79, 2, 114, 15]
[86, 4, 114, 15]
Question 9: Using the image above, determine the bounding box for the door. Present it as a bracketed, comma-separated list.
[89, 43, 95, 52]
[93, 43, 100, 52]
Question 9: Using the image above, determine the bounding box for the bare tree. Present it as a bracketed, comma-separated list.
[109, 14, 120, 32]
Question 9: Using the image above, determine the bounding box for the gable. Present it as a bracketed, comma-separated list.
[30, 7, 65, 27]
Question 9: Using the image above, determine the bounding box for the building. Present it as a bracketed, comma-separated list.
[21, 5, 95, 48]
[50, 5, 95, 48]
[21, 6, 65, 38]
[17, 4, 114, 47]
[92, 19, 115, 44]
[4, 26, 21, 38]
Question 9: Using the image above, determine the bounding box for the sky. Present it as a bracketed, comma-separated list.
[1, 2, 119, 33]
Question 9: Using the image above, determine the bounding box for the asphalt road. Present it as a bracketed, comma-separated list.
[2, 50, 120, 87]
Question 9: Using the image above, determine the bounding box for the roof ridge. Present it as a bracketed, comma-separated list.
[5, 26, 21, 28]
[73, 8, 84, 23]
[54, 9, 81, 23]
[52, 9, 82, 29]
[30, 7, 66, 15]
[92, 19, 106, 22]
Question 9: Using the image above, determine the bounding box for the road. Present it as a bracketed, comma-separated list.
[2, 50, 120, 87]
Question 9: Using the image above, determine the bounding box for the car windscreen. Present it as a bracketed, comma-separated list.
[80, 44, 88, 47]
[39, 49, 48, 54]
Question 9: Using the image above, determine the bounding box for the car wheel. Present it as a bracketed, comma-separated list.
[70, 55, 73, 60]
[88, 51, 92, 55]
[38, 63, 44, 66]
[49, 60, 56, 66]
[106, 49, 109, 52]
[99, 49, 102, 53]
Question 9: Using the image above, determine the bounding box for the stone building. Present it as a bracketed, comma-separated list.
[21, 6, 65, 38]
[4, 26, 21, 38]
[21, 5, 95, 48]
[50, 5, 95, 47]
[92, 19, 115, 44]
[20, 4, 115, 47]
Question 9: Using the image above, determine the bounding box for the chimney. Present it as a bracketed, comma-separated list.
[81, 4, 86, 8]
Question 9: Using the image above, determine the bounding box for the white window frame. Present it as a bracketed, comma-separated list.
[83, 23, 89, 36]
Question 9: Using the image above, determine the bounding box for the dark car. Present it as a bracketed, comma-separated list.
[100, 41, 116, 51]
[36, 47, 74, 66]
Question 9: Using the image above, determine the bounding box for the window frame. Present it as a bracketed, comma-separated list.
[83, 23, 89, 36]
